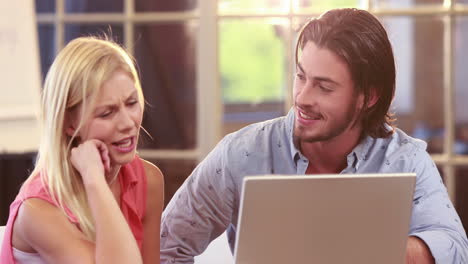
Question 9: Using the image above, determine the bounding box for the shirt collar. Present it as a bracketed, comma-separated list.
[285, 107, 301, 162]
[348, 135, 374, 170]
[118, 157, 143, 221]
[119, 159, 139, 192]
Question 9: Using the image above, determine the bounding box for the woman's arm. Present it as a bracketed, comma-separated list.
[72, 139, 143, 264]
[14, 177, 143, 264]
[141, 159, 165, 264]
[12, 139, 143, 264]
[85, 170, 143, 264]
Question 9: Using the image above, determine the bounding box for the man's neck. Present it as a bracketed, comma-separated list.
[301, 128, 363, 174]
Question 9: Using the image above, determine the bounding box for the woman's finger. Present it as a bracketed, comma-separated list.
[94, 140, 111, 173]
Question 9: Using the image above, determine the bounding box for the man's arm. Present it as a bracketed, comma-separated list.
[160, 136, 237, 264]
[406, 236, 435, 264]
[407, 149, 468, 264]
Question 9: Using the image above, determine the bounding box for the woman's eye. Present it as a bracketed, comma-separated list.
[99, 111, 112, 118]
[296, 73, 305, 80]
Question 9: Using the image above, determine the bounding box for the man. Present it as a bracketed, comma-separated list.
[161, 8, 468, 264]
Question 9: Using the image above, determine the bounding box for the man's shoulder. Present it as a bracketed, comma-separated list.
[364, 128, 434, 172]
[384, 127, 428, 151]
[372, 128, 432, 165]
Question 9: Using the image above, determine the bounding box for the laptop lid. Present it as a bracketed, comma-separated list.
[233, 173, 416, 264]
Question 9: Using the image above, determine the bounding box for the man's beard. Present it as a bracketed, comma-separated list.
[293, 97, 360, 144]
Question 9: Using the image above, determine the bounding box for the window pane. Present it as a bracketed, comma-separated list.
[220, 19, 288, 135]
[35, 0, 55, 13]
[383, 16, 444, 154]
[135, 0, 197, 12]
[455, 167, 468, 231]
[134, 23, 197, 149]
[436, 166, 465, 229]
[293, 0, 362, 13]
[64, 24, 124, 44]
[37, 24, 55, 81]
[455, 17, 468, 155]
[65, 0, 123, 13]
[219, 0, 290, 14]
[372, 0, 443, 8]
[437, 166, 468, 230]
[144, 159, 197, 207]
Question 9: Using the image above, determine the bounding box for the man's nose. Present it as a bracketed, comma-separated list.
[295, 83, 318, 108]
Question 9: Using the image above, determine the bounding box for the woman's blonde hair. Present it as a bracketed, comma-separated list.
[28, 36, 144, 241]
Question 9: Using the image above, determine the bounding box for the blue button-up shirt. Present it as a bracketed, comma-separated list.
[161, 109, 468, 264]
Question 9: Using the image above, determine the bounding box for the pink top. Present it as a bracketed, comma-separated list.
[0, 156, 147, 263]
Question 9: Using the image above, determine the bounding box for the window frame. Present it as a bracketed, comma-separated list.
[35, 0, 468, 204]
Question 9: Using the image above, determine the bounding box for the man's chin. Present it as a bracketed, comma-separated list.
[294, 128, 336, 143]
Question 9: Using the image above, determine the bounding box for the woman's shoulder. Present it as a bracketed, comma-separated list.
[139, 158, 164, 192]
[138, 158, 164, 218]
[17, 173, 55, 204]
[15, 198, 70, 233]
[14, 172, 80, 239]
[13, 197, 85, 255]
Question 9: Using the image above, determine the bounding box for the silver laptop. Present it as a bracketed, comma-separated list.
[233, 173, 416, 264]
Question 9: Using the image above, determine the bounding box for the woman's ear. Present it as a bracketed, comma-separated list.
[64, 110, 79, 138]
[65, 117, 82, 145]
[65, 123, 76, 137]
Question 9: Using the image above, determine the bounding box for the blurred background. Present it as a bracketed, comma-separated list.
[1, 0, 468, 233]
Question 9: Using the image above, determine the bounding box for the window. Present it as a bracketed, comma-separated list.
[36, 0, 468, 230]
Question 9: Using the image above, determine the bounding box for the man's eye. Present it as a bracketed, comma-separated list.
[319, 85, 333, 92]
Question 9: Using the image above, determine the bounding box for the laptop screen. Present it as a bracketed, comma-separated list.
[233, 173, 416, 264]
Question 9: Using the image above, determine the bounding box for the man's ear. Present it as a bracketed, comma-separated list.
[358, 88, 379, 109]
[367, 89, 379, 108]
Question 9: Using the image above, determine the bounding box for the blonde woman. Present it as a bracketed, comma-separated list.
[0, 36, 164, 264]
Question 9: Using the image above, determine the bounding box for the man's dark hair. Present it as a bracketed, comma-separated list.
[296, 8, 396, 138]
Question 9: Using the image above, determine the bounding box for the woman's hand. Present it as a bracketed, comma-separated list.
[70, 139, 111, 186]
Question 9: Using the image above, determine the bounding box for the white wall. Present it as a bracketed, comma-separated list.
[0, 1, 41, 153]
